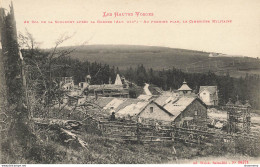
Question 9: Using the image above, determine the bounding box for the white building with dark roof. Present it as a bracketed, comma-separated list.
[199, 86, 219, 106]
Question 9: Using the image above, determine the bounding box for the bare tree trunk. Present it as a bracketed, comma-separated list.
[0, 3, 33, 158]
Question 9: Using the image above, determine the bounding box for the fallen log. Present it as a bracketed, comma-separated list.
[60, 128, 88, 149]
[32, 118, 82, 130]
[32, 118, 88, 149]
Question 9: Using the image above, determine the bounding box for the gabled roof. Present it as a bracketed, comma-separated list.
[104, 98, 127, 110]
[199, 86, 217, 94]
[94, 95, 207, 121]
[163, 96, 207, 120]
[116, 101, 148, 117]
[116, 100, 174, 117]
[164, 96, 196, 118]
[161, 91, 174, 96]
[94, 97, 115, 108]
[95, 97, 173, 118]
[235, 100, 243, 106]
[95, 97, 144, 113]
[137, 101, 174, 117]
[178, 81, 192, 91]
[137, 94, 154, 101]
[154, 95, 178, 107]
[226, 99, 234, 106]
[115, 98, 144, 112]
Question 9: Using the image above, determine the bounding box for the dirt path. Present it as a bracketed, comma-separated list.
[144, 83, 152, 95]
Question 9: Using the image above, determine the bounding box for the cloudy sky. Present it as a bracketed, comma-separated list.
[1, 0, 260, 57]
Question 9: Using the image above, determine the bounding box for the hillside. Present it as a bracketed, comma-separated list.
[54, 45, 259, 78]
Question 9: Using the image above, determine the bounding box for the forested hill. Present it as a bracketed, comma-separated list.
[59, 45, 260, 78]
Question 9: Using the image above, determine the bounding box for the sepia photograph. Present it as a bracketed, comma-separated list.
[0, 0, 260, 165]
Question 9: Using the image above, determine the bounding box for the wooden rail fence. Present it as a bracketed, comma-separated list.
[97, 118, 260, 146]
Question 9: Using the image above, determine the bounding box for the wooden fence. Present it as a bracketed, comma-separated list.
[97, 118, 260, 146]
[99, 120, 173, 143]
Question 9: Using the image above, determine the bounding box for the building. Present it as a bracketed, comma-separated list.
[199, 86, 218, 106]
[154, 91, 179, 106]
[94, 97, 174, 124]
[209, 53, 218, 57]
[78, 82, 89, 90]
[87, 84, 129, 98]
[95, 95, 207, 126]
[178, 80, 193, 96]
[137, 101, 175, 123]
[163, 96, 208, 127]
[57, 77, 74, 91]
[137, 94, 154, 101]
[85, 74, 129, 98]
[92, 80, 207, 126]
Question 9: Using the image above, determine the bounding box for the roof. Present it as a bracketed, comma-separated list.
[163, 96, 197, 119]
[226, 100, 234, 106]
[199, 86, 217, 94]
[235, 100, 243, 106]
[137, 94, 154, 101]
[94, 97, 115, 108]
[94, 97, 172, 118]
[94, 95, 207, 121]
[178, 81, 192, 91]
[116, 101, 148, 117]
[154, 95, 178, 106]
[115, 98, 144, 112]
[116, 100, 174, 117]
[103, 98, 127, 110]
[137, 101, 174, 117]
[88, 84, 123, 90]
[244, 101, 251, 108]
[95, 97, 145, 112]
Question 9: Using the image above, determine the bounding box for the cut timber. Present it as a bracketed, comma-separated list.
[32, 118, 82, 130]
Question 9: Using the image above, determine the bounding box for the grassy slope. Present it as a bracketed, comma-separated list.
[2, 130, 258, 164]
[0, 128, 196, 164]
[59, 45, 260, 78]
[2, 105, 259, 163]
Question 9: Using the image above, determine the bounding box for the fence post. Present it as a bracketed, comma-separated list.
[136, 122, 141, 143]
[171, 124, 175, 142]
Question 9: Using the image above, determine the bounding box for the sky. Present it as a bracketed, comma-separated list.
[1, 0, 260, 58]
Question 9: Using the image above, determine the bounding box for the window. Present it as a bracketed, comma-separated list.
[150, 107, 153, 113]
[203, 93, 206, 95]
[194, 111, 198, 116]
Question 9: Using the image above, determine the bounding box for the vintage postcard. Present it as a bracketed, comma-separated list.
[0, 0, 260, 165]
